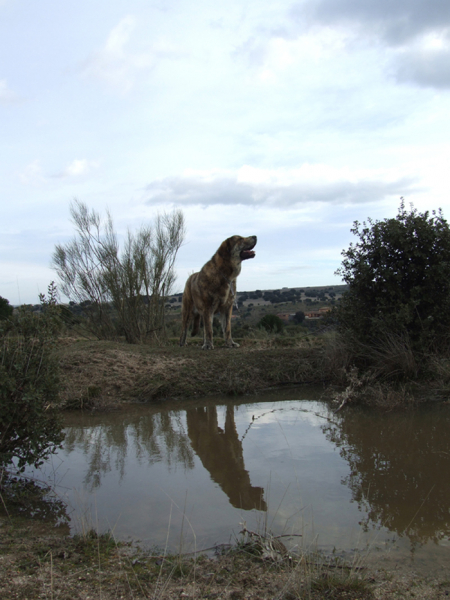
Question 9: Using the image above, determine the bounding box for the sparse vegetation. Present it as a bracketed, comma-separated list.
[53, 200, 185, 343]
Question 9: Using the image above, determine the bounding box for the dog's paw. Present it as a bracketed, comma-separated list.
[202, 342, 214, 350]
[225, 341, 240, 348]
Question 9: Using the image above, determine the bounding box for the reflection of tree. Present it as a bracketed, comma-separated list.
[63, 409, 194, 490]
[323, 406, 450, 547]
[186, 405, 267, 511]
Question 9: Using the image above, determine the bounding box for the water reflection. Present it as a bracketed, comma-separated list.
[323, 405, 450, 548]
[63, 409, 195, 491]
[37, 394, 450, 566]
[186, 405, 267, 510]
[63, 403, 265, 511]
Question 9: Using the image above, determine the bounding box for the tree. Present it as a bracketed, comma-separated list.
[0, 283, 64, 474]
[293, 310, 305, 324]
[0, 297, 13, 321]
[258, 314, 284, 334]
[52, 200, 185, 343]
[335, 200, 450, 349]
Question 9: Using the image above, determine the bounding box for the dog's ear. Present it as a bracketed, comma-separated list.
[218, 238, 232, 259]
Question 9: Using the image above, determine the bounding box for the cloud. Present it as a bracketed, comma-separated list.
[145, 166, 416, 208]
[18, 160, 46, 186]
[293, 0, 450, 46]
[81, 15, 183, 92]
[18, 158, 99, 185]
[55, 158, 100, 179]
[395, 42, 450, 88]
[0, 79, 20, 104]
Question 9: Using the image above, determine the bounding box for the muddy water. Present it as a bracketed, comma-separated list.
[33, 389, 450, 572]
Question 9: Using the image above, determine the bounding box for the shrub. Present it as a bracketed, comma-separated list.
[0, 297, 13, 321]
[53, 200, 186, 343]
[258, 314, 284, 334]
[293, 310, 305, 324]
[0, 283, 64, 474]
[335, 200, 450, 350]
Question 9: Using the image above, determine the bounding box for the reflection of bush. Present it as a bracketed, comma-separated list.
[322, 406, 450, 547]
[63, 409, 195, 490]
[1, 474, 69, 527]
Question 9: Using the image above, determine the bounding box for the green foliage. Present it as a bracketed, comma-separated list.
[293, 310, 305, 324]
[258, 314, 284, 334]
[0, 282, 64, 473]
[335, 200, 450, 349]
[0, 296, 13, 321]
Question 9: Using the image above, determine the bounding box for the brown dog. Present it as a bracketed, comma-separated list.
[179, 235, 257, 350]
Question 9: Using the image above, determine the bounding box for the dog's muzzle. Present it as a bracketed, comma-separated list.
[240, 236, 257, 260]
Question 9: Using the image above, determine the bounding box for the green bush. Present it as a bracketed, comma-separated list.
[0, 283, 64, 474]
[335, 200, 450, 350]
[0, 296, 13, 321]
[258, 314, 284, 334]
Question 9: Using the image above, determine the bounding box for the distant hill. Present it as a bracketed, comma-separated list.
[167, 285, 348, 306]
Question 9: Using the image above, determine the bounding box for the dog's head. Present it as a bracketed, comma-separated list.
[218, 235, 257, 262]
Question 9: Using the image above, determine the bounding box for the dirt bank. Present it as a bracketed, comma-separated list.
[57, 338, 333, 410]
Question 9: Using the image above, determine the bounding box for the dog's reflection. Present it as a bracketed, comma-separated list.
[186, 405, 266, 511]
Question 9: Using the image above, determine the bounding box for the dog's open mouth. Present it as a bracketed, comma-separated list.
[240, 248, 256, 260]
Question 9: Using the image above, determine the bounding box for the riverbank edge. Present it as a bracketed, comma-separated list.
[57, 336, 446, 411]
[2, 509, 450, 600]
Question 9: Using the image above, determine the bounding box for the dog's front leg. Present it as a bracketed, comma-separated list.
[202, 311, 215, 350]
[223, 304, 239, 348]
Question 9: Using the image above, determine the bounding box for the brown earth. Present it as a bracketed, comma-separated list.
[57, 337, 334, 410]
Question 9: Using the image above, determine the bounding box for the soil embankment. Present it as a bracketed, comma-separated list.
[58, 338, 332, 410]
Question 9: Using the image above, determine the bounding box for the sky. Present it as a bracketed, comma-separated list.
[2, 0, 450, 305]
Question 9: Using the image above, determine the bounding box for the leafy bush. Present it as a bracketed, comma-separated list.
[258, 314, 284, 334]
[0, 296, 13, 321]
[0, 283, 64, 474]
[335, 200, 450, 350]
[293, 310, 305, 324]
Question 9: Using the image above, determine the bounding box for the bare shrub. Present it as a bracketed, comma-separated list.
[53, 200, 185, 343]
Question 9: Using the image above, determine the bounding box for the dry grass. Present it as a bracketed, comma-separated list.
[3, 510, 450, 599]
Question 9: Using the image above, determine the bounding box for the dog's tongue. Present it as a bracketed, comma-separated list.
[241, 250, 256, 260]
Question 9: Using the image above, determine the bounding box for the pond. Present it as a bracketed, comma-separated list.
[30, 388, 450, 573]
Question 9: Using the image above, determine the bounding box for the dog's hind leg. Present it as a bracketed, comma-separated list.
[191, 314, 201, 337]
[179, 302, 192, 346]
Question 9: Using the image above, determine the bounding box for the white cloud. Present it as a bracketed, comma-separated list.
[18, 158, 99, 185]
[18, 160, 46, 186]
[81, 15, 183, 92]
[0, 79, 19, 104]
[56, 158, 100, 179]
[145, 165, 417, 208]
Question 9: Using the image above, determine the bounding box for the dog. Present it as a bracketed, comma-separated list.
[179, 235, 257, 350]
